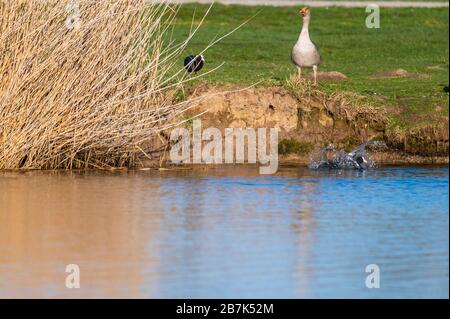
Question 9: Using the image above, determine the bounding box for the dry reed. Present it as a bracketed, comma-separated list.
[0, 0, 201, 169]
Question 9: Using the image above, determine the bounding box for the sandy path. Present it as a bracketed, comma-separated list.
[161, 1, 449, 8]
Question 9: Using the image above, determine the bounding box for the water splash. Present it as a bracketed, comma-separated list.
[309, 141, 386, 170]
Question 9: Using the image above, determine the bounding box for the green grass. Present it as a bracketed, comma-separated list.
[278, 139, 314, 155]
[169, 4, 449, 129]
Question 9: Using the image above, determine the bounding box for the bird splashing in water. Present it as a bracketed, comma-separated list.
[309, 141, 386, 170]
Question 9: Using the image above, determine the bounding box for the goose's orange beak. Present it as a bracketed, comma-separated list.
[299, 7, 309, 17]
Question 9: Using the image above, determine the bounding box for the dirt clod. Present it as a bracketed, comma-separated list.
[305, 71, 348, 81]
[370, 68, 430, 79]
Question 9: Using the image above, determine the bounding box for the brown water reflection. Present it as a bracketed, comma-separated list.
[1, 171, 167, 298]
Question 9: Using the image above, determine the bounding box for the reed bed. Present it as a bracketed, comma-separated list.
[0, 0, 199, 169]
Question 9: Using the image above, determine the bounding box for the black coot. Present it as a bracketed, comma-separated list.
[184, 55, 204, 73]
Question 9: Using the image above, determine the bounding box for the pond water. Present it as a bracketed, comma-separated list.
[0, 165, 448, 298]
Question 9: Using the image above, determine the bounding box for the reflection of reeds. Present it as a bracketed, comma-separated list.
[0, 0, 197, 169]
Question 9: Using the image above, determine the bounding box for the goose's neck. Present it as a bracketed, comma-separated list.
[299, 18, 310, 40]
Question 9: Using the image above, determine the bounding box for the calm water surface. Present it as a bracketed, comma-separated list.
[0, 166, 448, 298]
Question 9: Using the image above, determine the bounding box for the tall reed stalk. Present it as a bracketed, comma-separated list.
[0, 0, 197, 169]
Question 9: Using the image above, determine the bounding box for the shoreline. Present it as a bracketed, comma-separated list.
[279, 152, 449, 166]
[179, 83, 449, 166]
[1, 160, 448, 173]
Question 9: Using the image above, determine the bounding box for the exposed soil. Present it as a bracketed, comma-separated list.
[140, 83, 448, 168]
[177, 83, 448, 165]
[304, 71, 348, 81]
[370, 68, 431, 79]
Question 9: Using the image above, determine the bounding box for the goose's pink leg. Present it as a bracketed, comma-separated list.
[313, 65, 318, 86]
[297, 66, 302, 80]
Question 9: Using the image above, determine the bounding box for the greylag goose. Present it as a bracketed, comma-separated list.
[292, 7, 321, 85]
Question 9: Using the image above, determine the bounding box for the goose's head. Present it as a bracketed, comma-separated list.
[299, 7, 310, 19]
